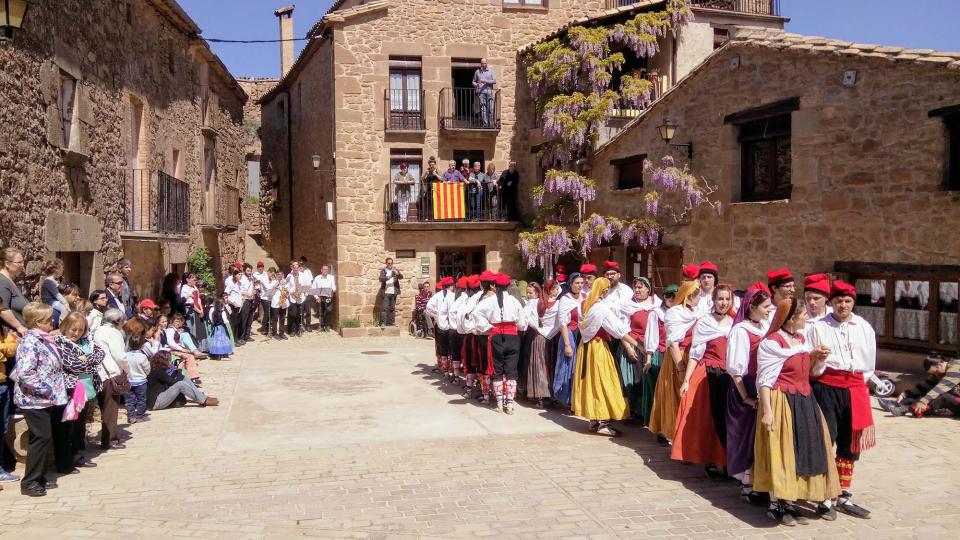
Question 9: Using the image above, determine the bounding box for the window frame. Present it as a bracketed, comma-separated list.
[926, 105, 960, 190]
[502, 0, 547, 8]
[836, 260, 960, 354]
[612, 154, 647, 191]
[738, 113, 792, 202]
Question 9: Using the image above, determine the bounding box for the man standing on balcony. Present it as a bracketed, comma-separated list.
[420, 156, 441, 221]
[379, 258, 403, 327]
[498, 161, 519, 221]
[473, 58, 496, 128]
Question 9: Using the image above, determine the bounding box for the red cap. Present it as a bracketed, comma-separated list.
[555, 264, 566, 274]
[699, 261, 718, 277]
[456, 277, 469, 289]
[479, 270, 497, 283]
[804, 273, 831, 297]
[603, 261, 620, 271]
[435, 281, 443, 291]
[747, 281, 772, 296]
[767, 268, 794, 287]
[495, 273, 511, 287]
[441, 276, 455, 287]
[556, 273, 567, 283]
[256, 261, 265, 267]
[682, 264, 700, 280]
[468, 275, 481, 289]
[829, 279, 857, 300]
[234, 262, 243, 270]
[138, 299, 158, 310]
[580, 263, 597, 274]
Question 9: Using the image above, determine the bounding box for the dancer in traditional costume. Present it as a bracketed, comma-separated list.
[457, 275, 483, 396]
[808, 280, 877, 520]
[579, 264, 596, 301]
[425, 277, 455, 375]
[803, 273, 833, 324]
[465, 271, 498, 403]
[472, 273, 528, 414]
[754, 298, 840, 526]
[571, 277, 641, 436]
[523, 281, 559, 408]
[617, 277, 662, 422]
[553, 273, 584, 409]
[725, 286, 772, 504]
[766, 268, 796, 323]
[672, 284, 735, 475]
[696, 261, 740, 316]
[649, 281, 700, 444]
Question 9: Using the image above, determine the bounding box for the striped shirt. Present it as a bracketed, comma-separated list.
[920, 359, 960, 406]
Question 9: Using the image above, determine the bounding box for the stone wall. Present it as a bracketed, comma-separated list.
[590, 42, 960, 287]
[0, 0, 247, 301]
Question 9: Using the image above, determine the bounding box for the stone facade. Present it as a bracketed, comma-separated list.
[258, 0, 785, 327]
[0, 0, 248, 301]
[590, 31, 960, 355]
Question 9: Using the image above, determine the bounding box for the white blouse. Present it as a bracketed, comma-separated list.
[690, 314, 733, 362]
[580, 298, 630, 343]
[756, 330, 811, 389]
[725, 320, 767, 378]
[471, 294, 529, 334]
[808, 313, 876, 378]
[664, 305, 699, 346]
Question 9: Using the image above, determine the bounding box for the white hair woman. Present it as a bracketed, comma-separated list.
[92, 308, 129, 450]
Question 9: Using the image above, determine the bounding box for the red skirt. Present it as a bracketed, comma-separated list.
[670, 362, 726, 466]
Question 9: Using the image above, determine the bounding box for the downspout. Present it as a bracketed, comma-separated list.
[284, 89, 295, 260]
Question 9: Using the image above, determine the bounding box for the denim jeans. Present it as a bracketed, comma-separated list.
[153, 379, 207, 410]
[125, 383, 147, 418]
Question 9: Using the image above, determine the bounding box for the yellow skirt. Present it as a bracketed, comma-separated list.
[648, 348, 683, 439]
[753, 390, 841, 502]
[571, 338, 628, 421]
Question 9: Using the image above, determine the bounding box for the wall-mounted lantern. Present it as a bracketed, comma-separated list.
[657, 118, 693, 159]
[0, 0, 29, 43]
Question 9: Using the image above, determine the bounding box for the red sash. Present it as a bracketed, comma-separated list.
[485, 322, 518, 375]
[816, 368, 876, 454]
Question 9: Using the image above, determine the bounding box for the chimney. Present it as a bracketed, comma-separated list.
[275, 5, 295, 77]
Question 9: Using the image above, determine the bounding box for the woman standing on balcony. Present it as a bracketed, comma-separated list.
[419, 156, 440, 222]
[393, 162, 415, 223]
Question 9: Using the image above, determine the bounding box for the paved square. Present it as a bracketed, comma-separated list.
[1, 334, 957, 539]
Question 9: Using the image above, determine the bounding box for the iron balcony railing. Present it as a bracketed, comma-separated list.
[121, 169, 190, 235]
[439, 87, 501, 131]
[385, 180, 512, 224]
[605, 0, 780, 16]
[384, 88, 426, 131]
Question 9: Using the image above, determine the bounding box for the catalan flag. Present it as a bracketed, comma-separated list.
[433, 183, 466, 220]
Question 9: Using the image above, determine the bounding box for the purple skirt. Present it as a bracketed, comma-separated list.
[725, 374, 757, 477]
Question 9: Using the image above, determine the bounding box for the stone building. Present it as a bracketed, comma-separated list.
[0, 0, 248, 301]
[589, 28, 960, 358]
[257, 0, 785, 328]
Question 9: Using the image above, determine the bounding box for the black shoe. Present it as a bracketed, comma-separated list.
[58, 467, 81, 475]
[784, 503, 809, 525]
[42, 478, 58, 489]
[877, 398, 909, 417]
[704, 465, 725, 480]
[767, 502, 796, 526]
[838, 497, 871, 519]
[20, 482, 46, 497]
[656, 434, 669, 446]
[817, 503, 837, 521]
[74, 459, 97, 468]
[742, 490, 769, 506]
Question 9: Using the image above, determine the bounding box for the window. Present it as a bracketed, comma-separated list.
[453, 149, 484, 172]
[437, 247, 485, 280]
[59, 73, 77, 149]
[247, 160, 261, 196]
[171, 148, 182, 179]
[839, 261, 960, 353]
[203, 134, 217, 223]
[726, 98, 798, 202]
[389, 148, 423, 220]
[388, 57, 422, 130]
[612, 154, 646, 190]
[713, 28, 730, 50]
[503, 0, 545, 6]
[129, 96, 144, 169]
[948, 116, 959, 190]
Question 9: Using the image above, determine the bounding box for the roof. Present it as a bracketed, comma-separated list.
[593, 28, 960, 155]
[260, 0, 392, 104]
[518, 0, 664, 54]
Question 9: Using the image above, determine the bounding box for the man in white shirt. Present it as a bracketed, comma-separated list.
[224, 268, 245, 345]
[804, 273, 833, 323]
[298, 256, 316, 331]
[579, 263, 597, 301]
[238, 263, 257, 342]
[286, 260, 310, 337]
[311, 264, 337, 332]
[252, 261, 271, 334]
[808, 280, 877, 520]
[765, 268, 796, 323]
[379, 257, 403, 327]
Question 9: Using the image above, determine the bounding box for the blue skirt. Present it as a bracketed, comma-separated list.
[209, 325, 233, 356]
[552, 329, 580, 406]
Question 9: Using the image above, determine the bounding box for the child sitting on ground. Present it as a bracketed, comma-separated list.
[161, 313, 204, 387]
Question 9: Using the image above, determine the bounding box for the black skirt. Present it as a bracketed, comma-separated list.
[785, 392, 830, 478]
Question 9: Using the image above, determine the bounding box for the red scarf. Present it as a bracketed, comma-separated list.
[816, 368, 876, 454]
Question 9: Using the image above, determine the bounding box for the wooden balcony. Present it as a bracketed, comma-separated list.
[120, 169, 190, 237]
[605, 0, 781, 16]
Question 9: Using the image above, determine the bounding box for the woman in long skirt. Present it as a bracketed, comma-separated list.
[755, 298, 840, 526]
[571, 277, 642, 436]
[523, 281, 560, 407]
[672, 284, 734, 474]
[726, 286, 772, 504]
[617, 277, 662, 422]
[638, 285, 673, 427]
[207, 300, 234, 359]
[649, 280, 700, 444]
[553, 274, 584, 409]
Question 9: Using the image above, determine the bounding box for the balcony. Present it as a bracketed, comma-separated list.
[121, 169, 190, 237]
[384, 88, 426, 131]
[605, 0, 780, 16]
[384, 181, 516, 230]
[439, 88, 501, 132]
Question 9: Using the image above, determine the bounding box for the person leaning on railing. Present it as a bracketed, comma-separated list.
[393, 162, 415, 223]
[442, 160, 464, 183]
[419, 156, 441, 221]
[484, 163, 500, 220]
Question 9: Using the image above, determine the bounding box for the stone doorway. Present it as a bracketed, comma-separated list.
[626, 246, 683, 295]
[436, 247, 485, 280]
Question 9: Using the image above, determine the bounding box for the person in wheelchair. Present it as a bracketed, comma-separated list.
[412, 281, 432, 338]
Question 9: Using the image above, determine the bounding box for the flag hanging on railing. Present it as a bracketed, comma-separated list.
[433, 183, 465, 220]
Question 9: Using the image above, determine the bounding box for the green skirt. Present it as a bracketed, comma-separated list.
[638, 350, 661, 426]
[615, 344, 643, 419]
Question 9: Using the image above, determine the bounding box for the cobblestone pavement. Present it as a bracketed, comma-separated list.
[1, 333, 957, 539]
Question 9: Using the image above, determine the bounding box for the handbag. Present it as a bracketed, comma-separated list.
[78, 374, 97, 402]
[99, 357, 130, 396]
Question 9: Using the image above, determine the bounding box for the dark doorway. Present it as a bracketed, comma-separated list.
[437, 247, 485, 280]
[626, 246, 683, 296]
[58, 251, 95, 296]
[451, 58, 480, 129]
[453, 149, 484, 172]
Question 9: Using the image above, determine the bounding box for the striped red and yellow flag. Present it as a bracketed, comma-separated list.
[433, 183, 465, 220]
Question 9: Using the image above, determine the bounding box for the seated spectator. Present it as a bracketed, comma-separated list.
[137, 299, 159, 326]
[146, 350, 218, 411]
[92, 308, 128, 450]
[161, 313, 203, 386]
[122, 316, 147, 348]
[142, 320, 165, 359]
[124, 334, 151, 424]
[13, 302, 68, 497]
[55, 312, 103, 469]
[878, 355, 960, 417]
[40, 259, 69, 328]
